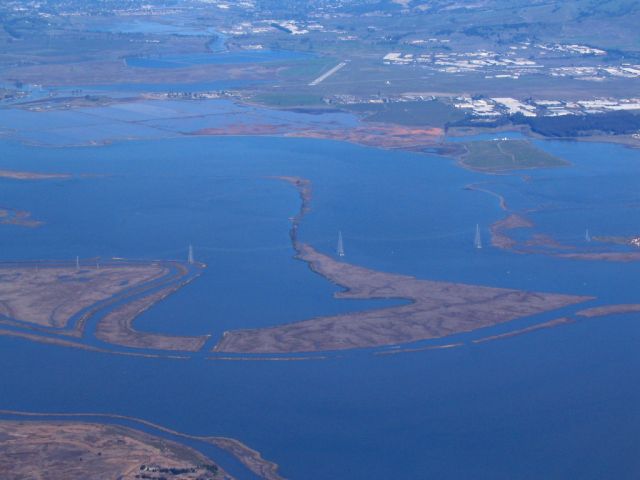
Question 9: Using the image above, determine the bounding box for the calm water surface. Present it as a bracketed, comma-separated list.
[0, 135, 639, 479]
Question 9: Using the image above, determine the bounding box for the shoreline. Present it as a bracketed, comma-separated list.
[213, 177, 593, 354]
[0, 409, 283, 480]
[0, 259, 209, 354]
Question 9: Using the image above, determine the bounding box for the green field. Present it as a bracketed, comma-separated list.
[250, 92, 326, 107]
[347, 100, 466, 127]
[277, 56, 338, 80]
[459, 139, 569, 171]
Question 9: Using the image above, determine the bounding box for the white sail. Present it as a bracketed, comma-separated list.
[188, 244, 194, 264]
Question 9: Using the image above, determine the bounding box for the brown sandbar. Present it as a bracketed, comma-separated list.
[0, 169, 71, 180]
[576, 304, 640, 318]
[472, 317, 575, 344]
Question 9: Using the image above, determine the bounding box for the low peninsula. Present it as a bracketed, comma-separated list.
[0, 262, 168, 329]
[0, 411, 285, 480]
[0, 259, 209, 353]
[0, 420, 231, 480]
[213, 176, 592, 354]
[214, 245, 591, 353]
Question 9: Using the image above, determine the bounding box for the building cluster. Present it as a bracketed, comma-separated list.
[143, 91, 233, 101]
[0, 88, 29, 102]
[223, 19, 324, 36]
[224, 21, 272, 36]
[325, 93, 436, 105]
[453, 97, 535, 117]
[325, 92, 640, 120]
[535, 43, 606, 56]
[550, 65, 640, 81]
[383, 49, 543, 79]
[381, 41, 640, 82]
[453, 97, 640, 118]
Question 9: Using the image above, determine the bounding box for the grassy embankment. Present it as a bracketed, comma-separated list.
[459, 139, 569, 171]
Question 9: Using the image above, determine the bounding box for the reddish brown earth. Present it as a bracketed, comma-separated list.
[524, 233, 573, 250]
[191, 123, 443, 151]
[290, 124, 444, 149]
[0, 208, 43, 227]
[489, 214, 533, 249]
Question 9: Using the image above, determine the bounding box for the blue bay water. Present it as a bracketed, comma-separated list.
[0, 135, 639, 478]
